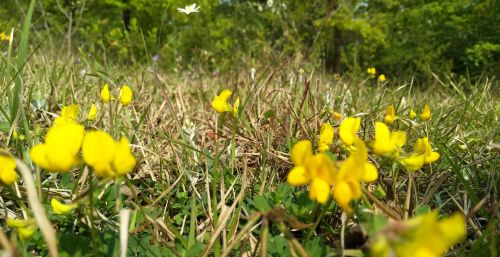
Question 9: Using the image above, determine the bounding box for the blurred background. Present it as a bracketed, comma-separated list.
[1, 0, 499, 82]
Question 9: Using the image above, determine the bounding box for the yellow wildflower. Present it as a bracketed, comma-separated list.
[420, 104, 431, 121]
[384, 105, 396, 125]
[333, 137, 378, 212]
[7, 218, 37, 240]
[119, 85, 133, 106]
[87, 104, 98, 121]
[332, 112, 342, 121]
[371, 122, 406, 157]
[0, 32, 11, 42]
[101, 83, 115, 103]
[318, 123, 334, 152]
[409, 109, 417, 119]
[0, 153, 18, 185]
[399, 137, 440, 171]
[367, 67, 376, 77]
[13, 130, 26, 140]
[211, 89, 233, 113]
[211, 89, 240, 117]
[371, 211, 466, 257]
[287, 140, 337, 204]
[378, 74, 387, 82]
[82, 131, 136, 177]
[54, 104, 80, 125]
[51, 198, 78, 215]
[30, 123, 85, 172]
[339, 117, 361, 146]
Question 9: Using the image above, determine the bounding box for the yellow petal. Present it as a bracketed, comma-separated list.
[378, 74, 387, 82]
[211, 89, 233, 113]
[101, 84, 110, 102]
[6, 218, 28, 228]
[87, 104, 98, 121]
[339, 117, 361, 146]
[30, 144, 50, 170]
[82, 130, 117, 177]
[51, 198, 78, 215]
[437, 213, 466, 248]
[112, 137, 137, 175]
[420, 104, 431, 121]
[287, 166, 310, 186]
[291, 140, 312, 166]
[372, 122, 394, 156]
[309, 178, 330, 204]
[425, 151, 440, 164]
[0, 155, 17, 185]
[119, 85, 133, 106]
[399, 153, 425, 171]
[18, 226, 36, 240]
[318, 123, 334, 152]
[409, 109, 417, 119]
[333, 181, 352, 211]
[384, 105, 396, 125]
[391, 131, 407, 149]
[363, 163, 378, 182]
[45, 147, 79, 172]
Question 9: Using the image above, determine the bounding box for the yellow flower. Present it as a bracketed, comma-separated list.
[7, 218, 37, 240]
[0, 32, 11, 42]
[384, 105, 396, 125]
[287, 140, 337, 204]
[409, 109, 417, 119]
[51, 198, 78, 215]
[13, 130, 26, 140]
[332, 112, 342, 121]
[378, 74, 387, 82]
[371, 211, 466, 257]
[420, 104, 431, 121]
[419, 137, 440, 164]
[82, 131, 136, 177]
[398, 137, 439, 171]
[334, 137, 378, 212]
[54, 104, 80, 125]
[318, 123, 334, 152]
[87, 104, 98, 121]
[119, 85, 133, 106]
[396, 212, 466, 257]
[339, 117, 361, 146]
[367, 67, 376, 77]
[101, 83, 115, 103]
[30, 123, 85, 172]
[371, 122, 406, 157]
[0, 154, 18, 185]
[211, 89, 233, 113]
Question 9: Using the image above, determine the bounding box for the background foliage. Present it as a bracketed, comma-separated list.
[1, 0, 499, 80]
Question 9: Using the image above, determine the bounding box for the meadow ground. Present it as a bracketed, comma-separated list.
[0, 45, 498, 257]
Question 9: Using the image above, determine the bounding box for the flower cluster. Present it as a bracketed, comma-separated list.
[285, 104, 440, 211]
[287, 132, 378, 211]
[0, 31, 11, 42]
[30, 104, 136, 177]
[101, 83, 133, 106]
[367, 67, 387, 82]
[6, 218, 37, 240]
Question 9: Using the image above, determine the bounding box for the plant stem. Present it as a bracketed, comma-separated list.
[404, 173, 413, 219]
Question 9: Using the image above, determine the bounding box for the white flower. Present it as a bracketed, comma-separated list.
[177, 3, 200, 14]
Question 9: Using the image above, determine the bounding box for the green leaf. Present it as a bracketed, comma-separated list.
[253, 195, 271, 213]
